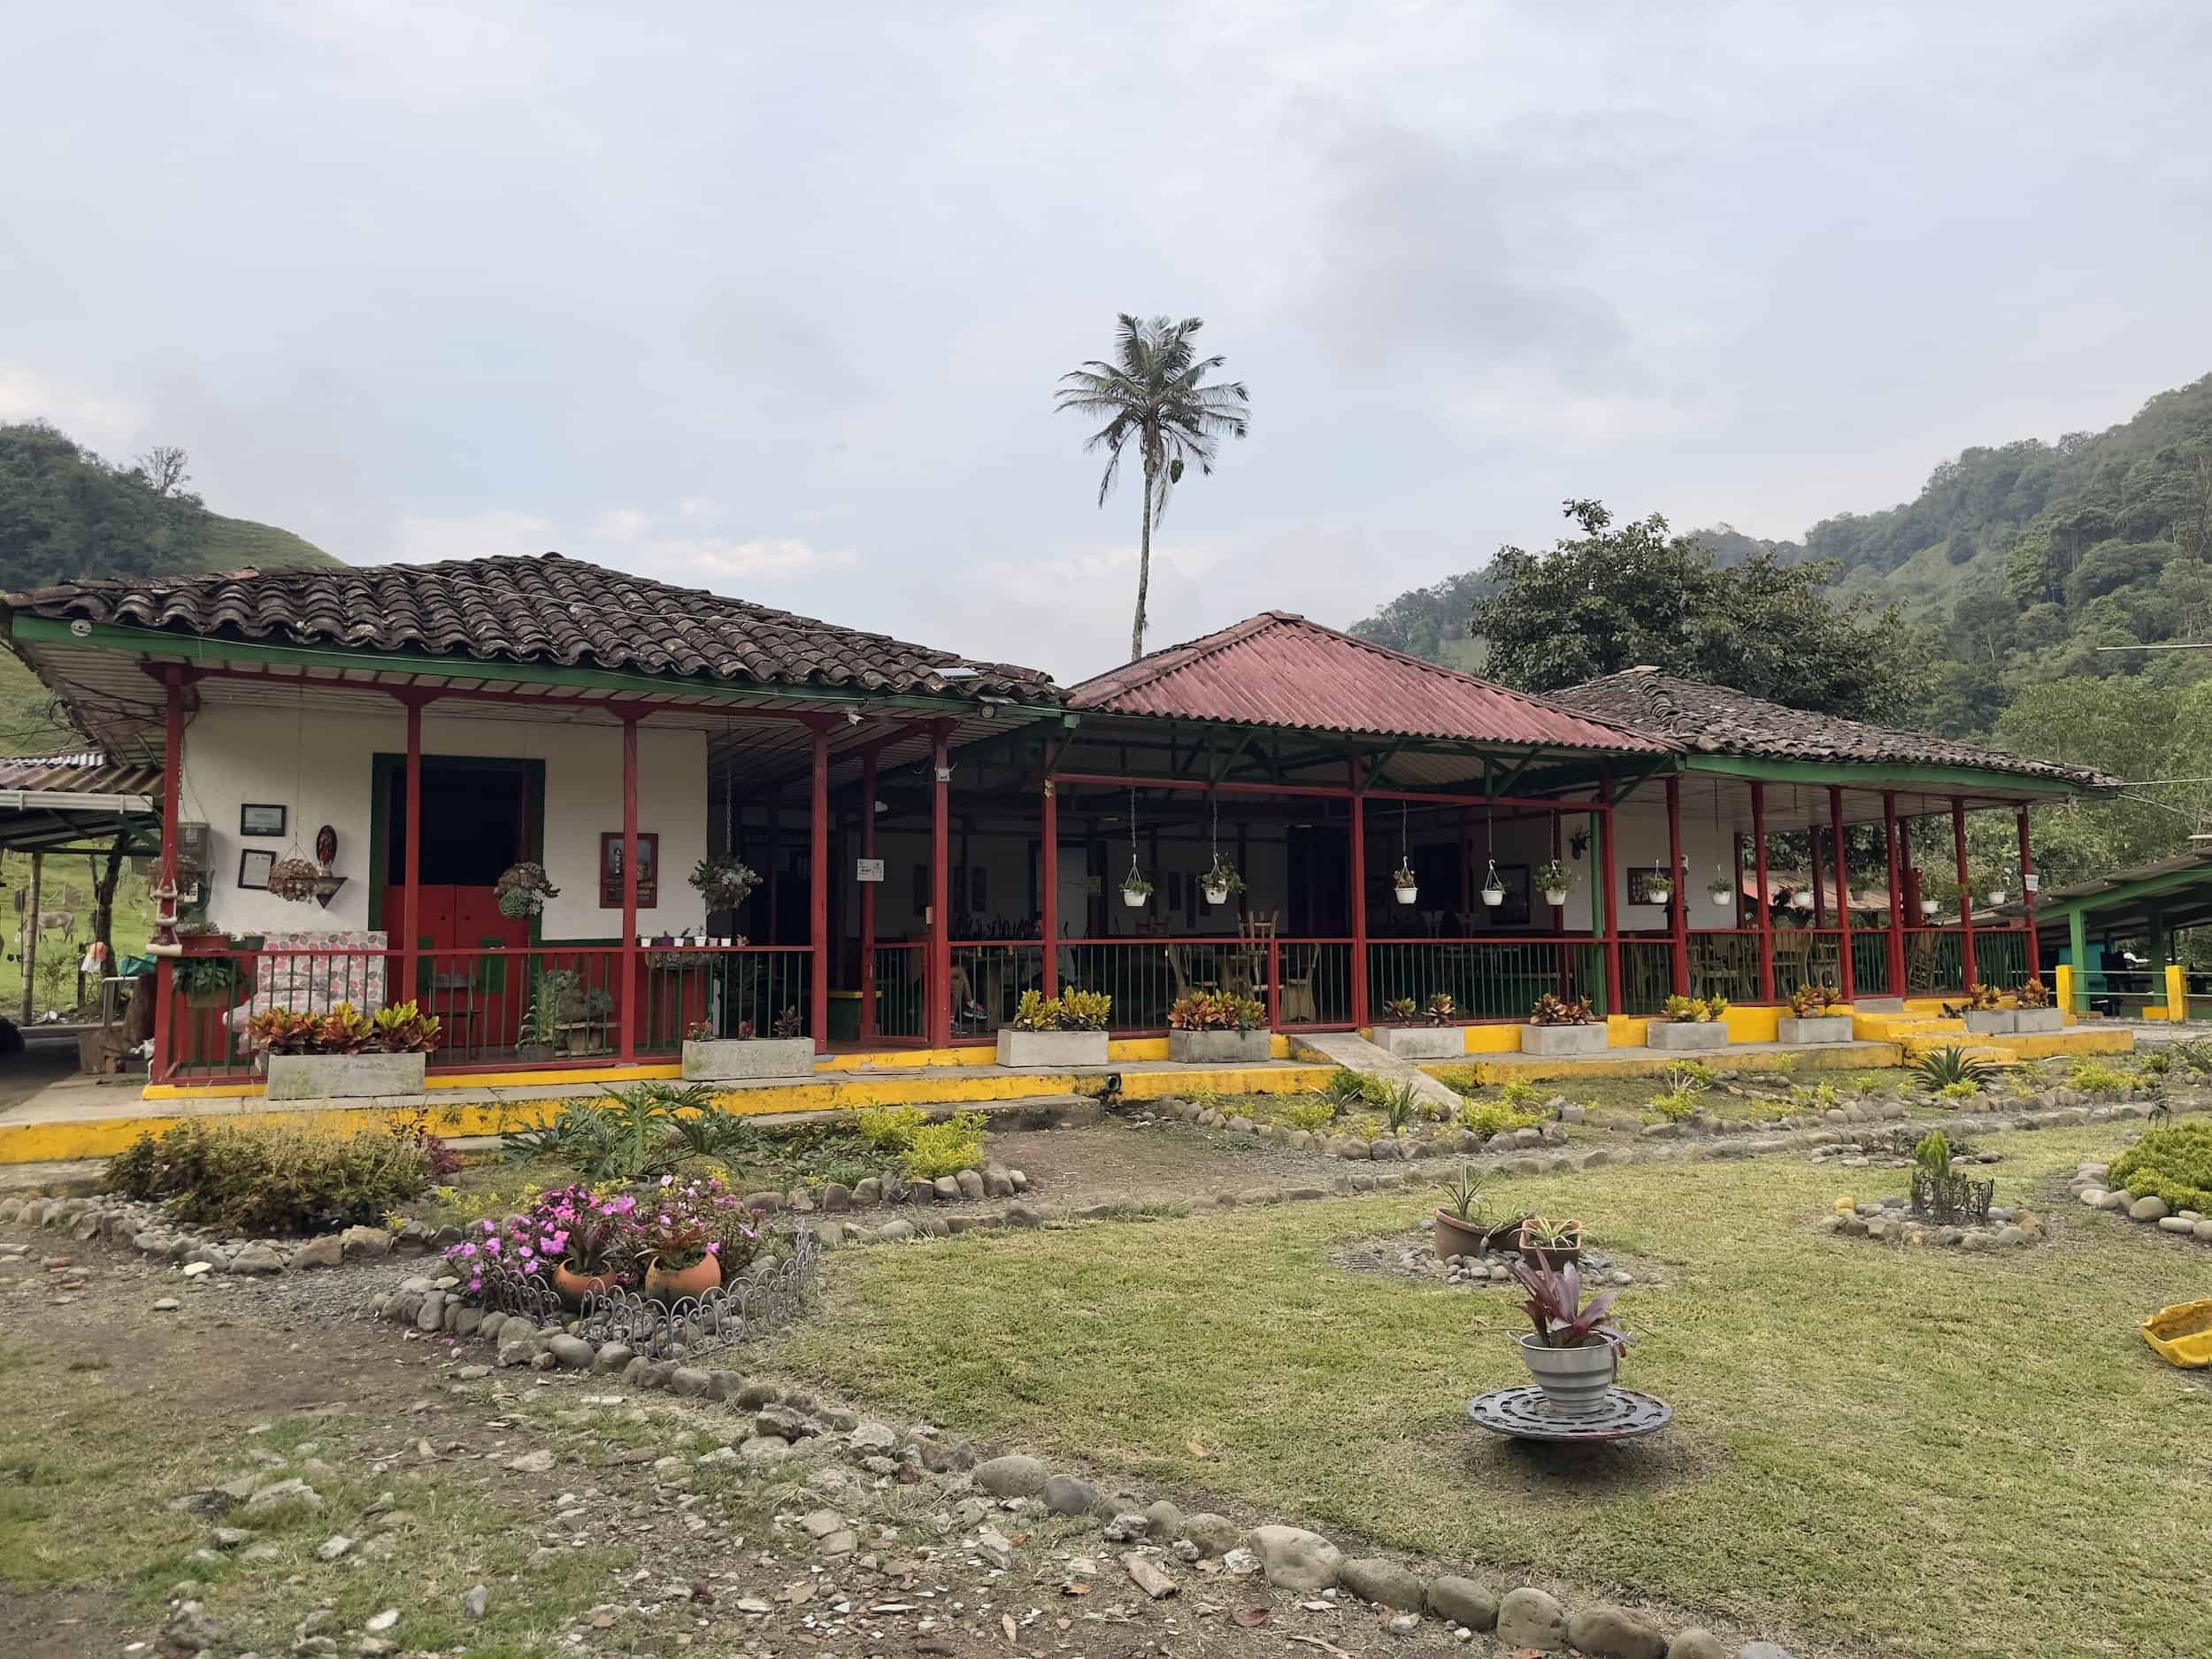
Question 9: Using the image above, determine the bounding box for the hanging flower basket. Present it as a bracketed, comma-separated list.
[495, 861, 559, 919]
[1985, 887, 2008, 907]
[1392, 863, 1418, 905]
[1536, 859, 1571, 908]
[1919, 896, 1941, 918]
[1480, 859, 1505, 908]
[1790, 888, 1816, 912]
[1201, 855, 1243, 908]
[1642, 875, 1674, 905]
[267, 856, 323, 904]
[690, 855, 761, 912]
[1121, 871, 1153, 910]
[1709, 873, 1737, 907]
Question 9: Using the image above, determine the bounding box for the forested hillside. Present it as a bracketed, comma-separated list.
[1354, 372, 2212, 739]
[0, 422, 336, 752]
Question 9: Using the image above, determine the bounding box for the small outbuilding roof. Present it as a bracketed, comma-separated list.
[1548, 667, 2116, 789]
[1066, 612, 1665, 755]
[0, 751, 160, 853]
[2, 552, 1059, 704]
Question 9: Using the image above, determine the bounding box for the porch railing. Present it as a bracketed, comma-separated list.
[160, 941, 812, 1081]
[947, 936, 1355, 1035]
[1367, 938, 1604, 1021]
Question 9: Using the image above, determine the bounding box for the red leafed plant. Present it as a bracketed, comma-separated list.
[1505, 1256, 1629, 1352]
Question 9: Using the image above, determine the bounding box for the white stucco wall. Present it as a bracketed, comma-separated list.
[178, 703, 708, 938]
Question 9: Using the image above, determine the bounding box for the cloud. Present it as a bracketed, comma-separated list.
[657, 536, 855, 580]
[0, 366, 144, 455]
[393, 510, 557, 564]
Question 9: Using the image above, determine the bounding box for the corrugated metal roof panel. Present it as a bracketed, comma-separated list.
[1066, 613, 1665, 753]
[0, 753, 161, 797]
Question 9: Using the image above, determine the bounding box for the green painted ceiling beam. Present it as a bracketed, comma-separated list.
[1675, 751, 2085, 798]
[2027, 862, 2212, 921]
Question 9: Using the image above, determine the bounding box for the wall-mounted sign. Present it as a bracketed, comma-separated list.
[855, 857, 886, 883]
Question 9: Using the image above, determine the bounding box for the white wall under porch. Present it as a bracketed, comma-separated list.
[180, 702, 709, 939]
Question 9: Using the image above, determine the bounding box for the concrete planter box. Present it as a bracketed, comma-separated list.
[996, 1029, 1110, 1067]
[2012, 1008, 2063, 1033]
[1370, 1025, 1465, 1060]
[1647, 1019, 1729, 1051]
[265, 1052, 426, 1102]
[1522, 1023, 1608, 1056]
[1778, 1014, 1854, 1044]
[1963, 1010, 2016, 1036]
[1168, 1029, 1274, 1064]
[681, 1038, 817, 1081]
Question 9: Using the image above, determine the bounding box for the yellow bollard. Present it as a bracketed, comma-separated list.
[2055, 964, 2075, 1024]
[2166, 963, 2188, 1022]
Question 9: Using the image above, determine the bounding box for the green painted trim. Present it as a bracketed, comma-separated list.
[11, 614, 1016, 718]
[1677, 752, 2085, 796]
[2030, 862, 2212, 922]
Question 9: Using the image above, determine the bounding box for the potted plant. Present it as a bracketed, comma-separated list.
[1505, 1257, 1629, 1419]
[255, 999, 442, 1100]
[1961, 980, 2016, 1035]
[517, 971, 562, 1063]
[1478, 860, 1506, 909]
[1201, 855, 1243, 908]
[1982, 871, 2009, 907]
[1919, 892, 1942, 918]
[2014, 976, 2062, 1033]
[997, 988, 1112, 1066]
[1120, 868, 1153, 910]
[1392, 859, 1418, 905]
[1517, 1214, 1584, 1270]
[1641, 869, 1675, 905]
[1649, 993, 1731, 1050]
[1434, 1164, 1492, 1261]
[1167, 991, 1271, 1063]
[495, 861, 559, 919]
[1789, 886, 1816, 913]
[1523, 991, 1605, 1056]
[1778, 981, 1852, 1044]
[641, 1217, 720, 1302]
[267, 855, 323, 904]
[681, 990, 817, 1079]
[1535, 860, 1571, 908]
[1370, 992, 1463, 1059]
[551, 1193, 637, 1304]
[175, 951, 253, 1010]
[690, 854, 761, 913]
[1708, 872, 1738, 909]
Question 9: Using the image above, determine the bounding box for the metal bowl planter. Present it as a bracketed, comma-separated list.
[1516, 1332, 1622, 1417]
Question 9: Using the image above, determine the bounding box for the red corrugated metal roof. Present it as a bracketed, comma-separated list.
[1065, 613, 1667, 752]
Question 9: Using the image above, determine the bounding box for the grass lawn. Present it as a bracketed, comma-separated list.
[764, 1122, 2212, 1659]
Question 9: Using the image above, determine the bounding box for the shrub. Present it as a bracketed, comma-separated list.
[1648, 1088, 1701, 1122]
[901, 1111, 987, 1179]
[1458, 1098, 1541, 1137]
[1497, 1074, 1544, 1112]
[1279, 1096, 1338, 1133]
[2069, 1060, 2131, 1097]
[1915, 1046, 1993, 1094]
[1914, 1129, 1952, 1176]
[1010, 989, 1113, 1032]
[2108, 1121, 2212, 1212]
[1324, 1069, 1372, 1110]
[856, 1103, 927, 1151]
[1661, 994, 1728, 1023]
[498, 1082, 719, 1182]
[102, 1120, 431, 1234]
[1371, 1079, 1424, 1133]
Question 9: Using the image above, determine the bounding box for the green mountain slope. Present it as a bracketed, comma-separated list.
[0, 421, 339, 753]
[1352, 371, 2212, 736]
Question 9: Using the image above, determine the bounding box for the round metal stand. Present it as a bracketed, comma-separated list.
[1467, 1384, 1672, 1442]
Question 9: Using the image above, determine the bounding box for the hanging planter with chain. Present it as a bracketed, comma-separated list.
[1201, 788, 1241, 906]
[1392, 800, 1417, 904]
[1121, 784, 1152, 908]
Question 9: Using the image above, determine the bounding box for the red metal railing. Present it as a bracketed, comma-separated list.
[1366, 938, 1606, 1020]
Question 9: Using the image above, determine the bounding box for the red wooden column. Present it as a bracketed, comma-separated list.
[808, 723, 830, 1053]
[150, 668, 188, 1083]
[2016, 804, 2039, 982]
[1597, 767, 1621, 1014]
[1040, 780, 1058, 998]
[1882, 790, 1907, 998]
[1348, 755, 1369, 1029]
[858, 747, 879, 1042]
[1951, 795, 1978, 990]
[1664, 773, 1689, 996]
[402, 694, 424, 1011]
[1751, 780, 1775, 1003]
[928, 724, 952, 1049]
[618, 713, 640, 1063]
[1829, 784, 1855, 1002]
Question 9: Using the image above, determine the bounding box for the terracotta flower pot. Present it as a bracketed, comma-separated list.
[553, 1263, 618, 1304]
[645, 1255, 721, 1302]
[1433, 1209, 1486, 1261]
[1517, 1219, 1583, 1271]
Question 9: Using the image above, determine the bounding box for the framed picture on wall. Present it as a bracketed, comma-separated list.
[599, 832, 659, 907]
[1489, 863, 1532, 926]
[237, 848, 275, 890]
[239, 803, 287, 838]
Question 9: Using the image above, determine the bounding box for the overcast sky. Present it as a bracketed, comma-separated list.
[4, 2, 2208, 683]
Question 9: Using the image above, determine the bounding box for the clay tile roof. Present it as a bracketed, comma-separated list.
[3, 553, 1060, 703]
[1065, 612, 1666, 752]
[1548, 667, 2116, 788]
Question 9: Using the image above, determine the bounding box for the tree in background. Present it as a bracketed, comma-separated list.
[1471, 498, 1930, 722]
[133, 444, 194, 500]
[1055, 315, 1249, 661]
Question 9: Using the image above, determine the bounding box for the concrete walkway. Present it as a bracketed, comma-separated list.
[1289, 1032, 1465, 1113]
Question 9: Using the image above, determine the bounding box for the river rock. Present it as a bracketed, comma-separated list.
[1567, 1604, 1666, 1659]
[1183, 1511, 1238, 1556]
[1663, 1632, 1728, 1659]
[1338, 1555, 1424, 1610]
[2129, 1194, 2170, 1221]
[1043, 1473, 1102, 1516]
[1243, 1525, 1341, 1592]
[1495, 1586, 1568, 1653]
[1425, 1575, 1499, 1631]
[975, 1454, 1049, 1497]
[542, 1333, 595, 1370]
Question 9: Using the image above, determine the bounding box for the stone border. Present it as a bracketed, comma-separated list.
[2069, 1160, 2212, 1243]
[1824, 1197, 2045, 1250]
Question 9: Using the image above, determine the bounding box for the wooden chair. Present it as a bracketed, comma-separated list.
[1276, 942, 1318, 1025]
[1165, 944, 1219, 1002]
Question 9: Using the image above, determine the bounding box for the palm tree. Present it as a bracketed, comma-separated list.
[1056, 315, 1250, 660]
